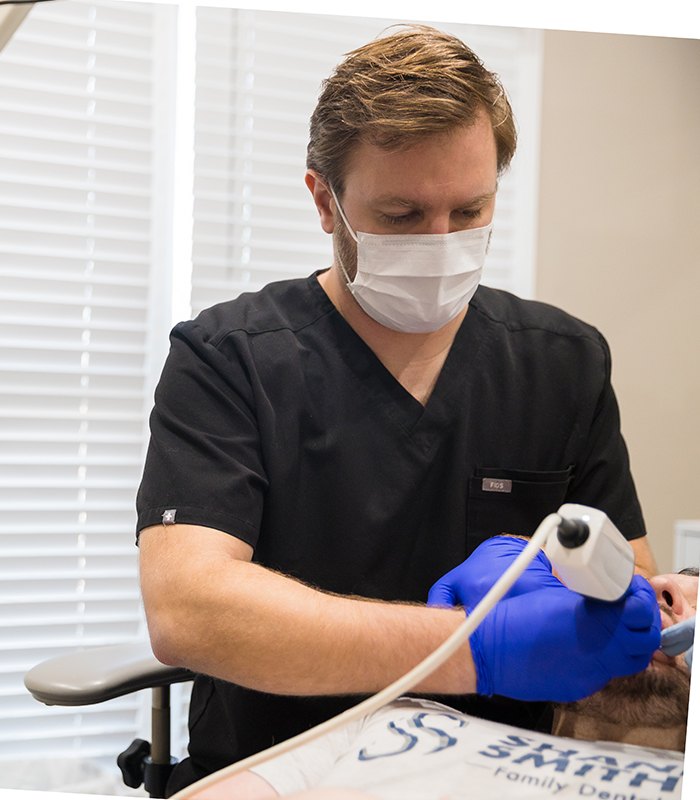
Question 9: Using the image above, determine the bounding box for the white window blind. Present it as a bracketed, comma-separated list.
[191, 9, 542, 316]
[0, 0, 175, 775]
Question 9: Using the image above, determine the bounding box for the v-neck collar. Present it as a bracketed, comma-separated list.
[307, 272, 489, 440]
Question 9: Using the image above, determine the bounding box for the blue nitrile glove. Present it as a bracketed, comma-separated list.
[469, 575, 661, 702]
[660, 617, 695, 669]
[428, 536, 561, 609]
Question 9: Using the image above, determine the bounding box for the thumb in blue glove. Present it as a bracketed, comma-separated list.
[469, 575, 661, 703]
[428, 535, 561, 610]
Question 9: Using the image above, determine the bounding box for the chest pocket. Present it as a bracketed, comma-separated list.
[466, 466, 574, 553]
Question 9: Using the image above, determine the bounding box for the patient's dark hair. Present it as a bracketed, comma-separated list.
[678, 566, 699, 577]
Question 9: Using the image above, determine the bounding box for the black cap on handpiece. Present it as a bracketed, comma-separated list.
[556, 518, 590, 549]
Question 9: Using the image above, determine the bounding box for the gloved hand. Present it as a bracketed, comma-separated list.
[470, 575, 661, 702]
[428, 535, 561, 610]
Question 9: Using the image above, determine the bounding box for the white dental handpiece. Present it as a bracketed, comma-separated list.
[544, 503, 635, 601]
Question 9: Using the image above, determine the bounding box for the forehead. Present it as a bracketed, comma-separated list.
[341, 116, 498, 202]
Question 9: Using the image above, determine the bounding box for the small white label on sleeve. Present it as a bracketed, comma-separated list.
[162, 509, 177, 525]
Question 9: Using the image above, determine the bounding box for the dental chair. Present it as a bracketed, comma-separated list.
[24, 642, 194, 798]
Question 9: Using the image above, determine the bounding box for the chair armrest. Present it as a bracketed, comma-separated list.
[24, 641, 194, 706]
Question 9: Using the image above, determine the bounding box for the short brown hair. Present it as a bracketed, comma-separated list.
[307, 25, 517, 194]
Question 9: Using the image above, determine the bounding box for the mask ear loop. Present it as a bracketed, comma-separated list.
[328, 184, 359, 289]
[328, 185, 359, 243]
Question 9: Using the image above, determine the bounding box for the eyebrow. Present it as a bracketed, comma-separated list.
[372, 190, 497, 209]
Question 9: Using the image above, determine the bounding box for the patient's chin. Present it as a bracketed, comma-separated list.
[568, 661, 691, 728]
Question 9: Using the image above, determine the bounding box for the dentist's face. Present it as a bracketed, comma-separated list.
[330, 114, 497, 282]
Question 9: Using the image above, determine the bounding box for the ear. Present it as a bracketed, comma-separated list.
[305, 170, 336, 234]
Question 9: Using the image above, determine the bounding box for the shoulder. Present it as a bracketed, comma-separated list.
[471, 285, 604, 344]
[173, 273, 335, 349]
[470, 286, 610, 369]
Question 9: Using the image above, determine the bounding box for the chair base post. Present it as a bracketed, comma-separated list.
[144, 756, 178, 799]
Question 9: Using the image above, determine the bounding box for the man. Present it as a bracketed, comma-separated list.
[136, 25, 659, 794]
[184, 569, 696, 800]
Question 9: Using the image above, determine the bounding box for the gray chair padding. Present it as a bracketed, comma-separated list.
[24, 641, 193, 706]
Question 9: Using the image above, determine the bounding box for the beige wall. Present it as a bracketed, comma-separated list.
[535, 30, 700, 573]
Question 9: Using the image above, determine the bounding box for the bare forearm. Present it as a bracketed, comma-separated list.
[139, 526, 474, 696]
[214, 563, 473, 694]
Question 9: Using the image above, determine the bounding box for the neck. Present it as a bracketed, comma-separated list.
[316, 266, 466, 404]
[552, 707, 687, 752]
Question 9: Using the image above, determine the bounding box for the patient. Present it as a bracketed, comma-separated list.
[187, 568, 696, 800]
[552, 567, 696, 750]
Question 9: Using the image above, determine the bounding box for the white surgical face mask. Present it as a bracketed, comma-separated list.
[331, 187, 492, 333]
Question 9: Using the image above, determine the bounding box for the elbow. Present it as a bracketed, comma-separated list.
[140, 570, 195, 666]
[141, 574, 219, 670]
[138, 531, 201, 668]
[143, 604, 188, 667]
[152, 641, 185, 668]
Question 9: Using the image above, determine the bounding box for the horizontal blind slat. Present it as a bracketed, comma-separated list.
[0, 0, 162, 773]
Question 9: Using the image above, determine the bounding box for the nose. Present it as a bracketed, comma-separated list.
[422, 216, 452, 235]
[649, 574, 692, 621]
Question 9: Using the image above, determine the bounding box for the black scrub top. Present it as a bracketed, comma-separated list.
[136, 273, 645, 793]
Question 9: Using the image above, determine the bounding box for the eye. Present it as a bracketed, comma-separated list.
[458, 208, 483, 220]
[380, 211, 418, 225]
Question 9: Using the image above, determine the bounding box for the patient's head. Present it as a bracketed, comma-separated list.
[564, 568, 697, 729]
